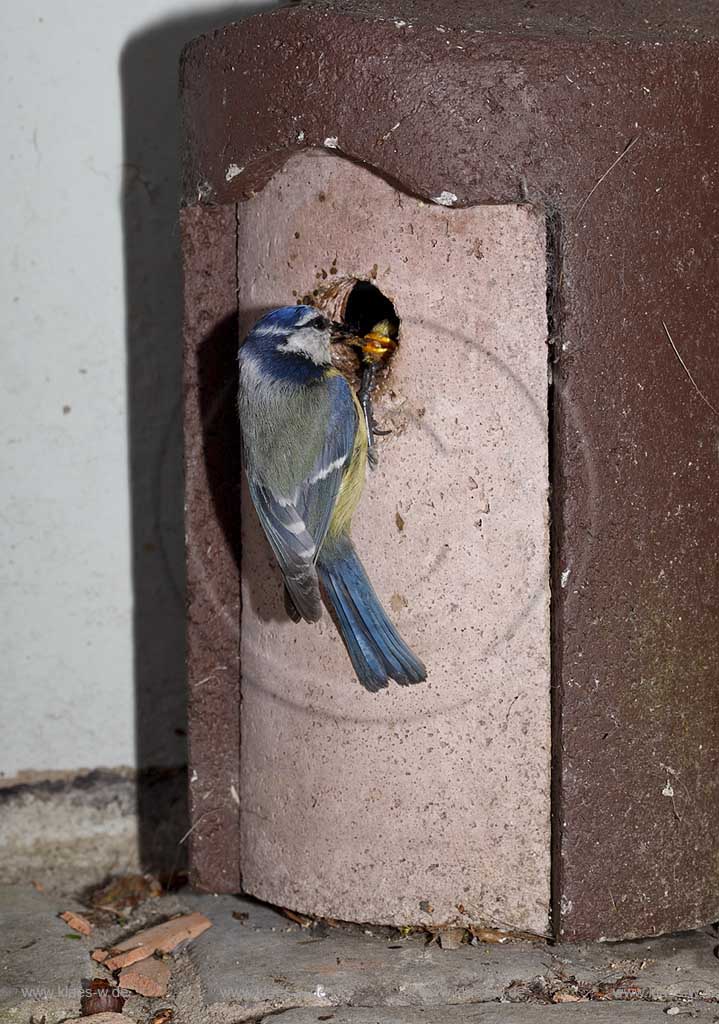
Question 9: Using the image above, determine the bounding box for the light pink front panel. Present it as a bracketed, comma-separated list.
[237, 151, 550, 934]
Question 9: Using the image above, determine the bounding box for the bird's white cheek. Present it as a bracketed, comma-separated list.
[297, 327, 332, 364]
[279, 327, 329, 364]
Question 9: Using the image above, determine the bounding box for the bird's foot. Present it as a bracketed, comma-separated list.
[358, 362, 393, 466]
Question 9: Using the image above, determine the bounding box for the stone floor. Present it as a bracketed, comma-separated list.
[1, 883, 718, 1023]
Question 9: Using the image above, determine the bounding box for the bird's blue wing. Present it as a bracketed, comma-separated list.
[247, 477, 324, 621]
[295, 374, 359, 551]
[248, 373, 359, 623]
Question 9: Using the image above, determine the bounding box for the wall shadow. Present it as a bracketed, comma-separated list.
[197, 310, 244, 574]
[120, 1, 288, 875]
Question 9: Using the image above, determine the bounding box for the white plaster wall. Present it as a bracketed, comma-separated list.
[0, 1, 277, 778]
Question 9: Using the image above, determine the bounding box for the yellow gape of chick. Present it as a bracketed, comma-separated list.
[358, 318, 397, 363]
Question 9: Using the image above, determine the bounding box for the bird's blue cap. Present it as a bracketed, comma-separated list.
[254, 305, 318, 332]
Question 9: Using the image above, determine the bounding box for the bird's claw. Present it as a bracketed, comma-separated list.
[358, 363, 389, 466]
[364, 405, 391, 442]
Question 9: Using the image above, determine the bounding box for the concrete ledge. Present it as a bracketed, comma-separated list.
[260, 1008, 719, 1024]
[1, 885, 717, 1024]
[184, 893, 719, 1019]
[0, 767, 187, 894]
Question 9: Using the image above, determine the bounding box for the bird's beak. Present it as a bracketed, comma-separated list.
[330, 321, 363, 346]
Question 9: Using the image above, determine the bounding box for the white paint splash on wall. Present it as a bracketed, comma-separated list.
[225, 163, 244, 182]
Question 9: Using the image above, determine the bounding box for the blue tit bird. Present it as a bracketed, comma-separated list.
[237, 304, 426, 692]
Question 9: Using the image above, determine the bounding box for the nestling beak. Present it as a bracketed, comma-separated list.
[330, 319, 397, 363]
[330, 321, 362, 345]
[361, 325, 396, 361]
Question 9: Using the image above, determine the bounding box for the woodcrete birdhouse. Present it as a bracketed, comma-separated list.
[181, 0, 719, 941]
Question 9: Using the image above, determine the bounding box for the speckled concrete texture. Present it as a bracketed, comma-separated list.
[237, 151, 550, 933]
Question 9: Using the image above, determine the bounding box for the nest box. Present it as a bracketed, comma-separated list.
[181, 0, 719, 940]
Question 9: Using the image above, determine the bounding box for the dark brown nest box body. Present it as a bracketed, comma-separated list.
[181, 0, 719, 941]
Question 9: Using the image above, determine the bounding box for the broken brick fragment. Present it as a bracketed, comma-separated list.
[60, 910, 93, 935]
[97, 912, 211, 971]
[118, 956, 171, 997]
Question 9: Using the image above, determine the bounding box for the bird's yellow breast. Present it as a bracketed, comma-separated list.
[329, 385, 368, 537]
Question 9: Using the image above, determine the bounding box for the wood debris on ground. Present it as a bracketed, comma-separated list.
[504, 972, 642, 1004]
[118, 955, 172, 997]
[426, 923, 537, 949]
[437, 927, 465, 950]
[280, 907, 314, 928]
[80, 977, 125, 1016]
[148, 1010, 174, 1024]
[551, 990, 584, 1003]
[276, 906, 339, 930]
[93, 911, 212, 971]
[60, 910, 93, 936]
[90, 911, 212, 999]
[88, 873, 164, 916]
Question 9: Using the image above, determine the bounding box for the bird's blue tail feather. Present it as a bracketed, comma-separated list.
[317, 538, 426, 692]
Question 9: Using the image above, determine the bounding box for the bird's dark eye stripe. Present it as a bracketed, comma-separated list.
[308, 315, 328, 330]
